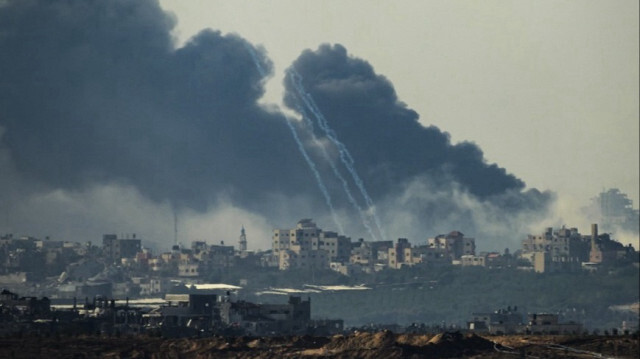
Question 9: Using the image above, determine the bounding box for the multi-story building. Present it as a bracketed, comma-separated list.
[401, 245, 430, 266]
[273, 219, 343, 270]
[593, 188, 639, 234]
[178, 262, 200, 277]
[388, 238, 411, 269]
[318, 231, 351, 263]
[350, 239, 374, 266]
[350, 239, 393, 262]
[384, 233, 476, 269]
[278, 245, 328, 270]
[427, 231, 475, 260]
[204, 242, 236, 269]
[102, 234, 141, 262]
[172, 240, 236, 277]
[521, 225, 592, 273]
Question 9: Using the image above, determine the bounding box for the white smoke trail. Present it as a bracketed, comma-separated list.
[294, 102, 379, 240]
[244, 45, 344, 233]
[287, 68, 387, 241]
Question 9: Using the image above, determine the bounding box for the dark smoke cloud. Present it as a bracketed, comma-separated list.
[283, 44, 552, 243]
[0, 1, 551, 248]
[285, 44, 528, 201]
[0, 0, 310, 212]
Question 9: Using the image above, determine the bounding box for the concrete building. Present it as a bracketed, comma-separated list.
[588, 223, 635, 265]
[521, 224, 635, 272]
[468, 308, 583, 335]
[102, 234, 141, 261]
[384, 236, 467, 269]
[401, 245, 425, 266]
[204, 242, 236, 269]
[460, 254, 486, 267]
[348, 239, 392, 272]
[178, 262, 200, 277]
[154, 293, 219, 333]
[272, 219, 335, 270]
[526, 313, 582, 335]
[278, 248, 328, 270]
[132, 277, 169, 296]
[385, 231, 476, 269]
[350, 239, 374, 266]
[593, 188, 640, 234]
[468, 307, 523, 334]
[145, 294, 342, 337]
[520, 226, 588, 273]
[428, 231, 475, 261]
[483, 252, 508, 268]
[318, 231, 351, 263]
[219, 296, 313, 335]
[388, 238, 411, 269]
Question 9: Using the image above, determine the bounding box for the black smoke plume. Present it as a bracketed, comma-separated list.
[283, 45, 551, 241]
[0, 0, 551, 248]
[0, 0, 309, 211]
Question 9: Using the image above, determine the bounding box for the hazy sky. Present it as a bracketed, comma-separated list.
[160, 0, 639, 205]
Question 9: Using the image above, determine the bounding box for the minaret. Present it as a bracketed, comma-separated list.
[589, 223, 602, 263]
[239, 226, 247, 252]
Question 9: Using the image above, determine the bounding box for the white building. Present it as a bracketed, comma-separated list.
[272, 219, 335, 270]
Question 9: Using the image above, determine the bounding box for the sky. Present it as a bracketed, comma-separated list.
[0, 0, 637, 251]
[159, 0, 639, 204]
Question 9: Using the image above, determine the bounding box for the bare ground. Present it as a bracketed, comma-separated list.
[0, 332, 637, 358]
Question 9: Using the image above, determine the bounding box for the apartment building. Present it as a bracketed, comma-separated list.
[521, 225, 591, 273]
[273, 219, 332, 270]
[102, 234, 142, 261]
[427, 231, 475, 260]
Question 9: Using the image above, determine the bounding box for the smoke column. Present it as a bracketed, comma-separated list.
[287, 68, 386, 241]
[244, 45, 344, 233]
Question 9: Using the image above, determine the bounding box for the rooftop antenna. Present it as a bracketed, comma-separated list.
[173, 209, 178, 246]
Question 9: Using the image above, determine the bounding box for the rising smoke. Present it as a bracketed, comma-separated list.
[282, 44, 552, 246]
[0, 0, 551, 250]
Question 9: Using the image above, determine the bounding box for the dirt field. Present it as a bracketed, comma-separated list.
[0, 332, 637, 358]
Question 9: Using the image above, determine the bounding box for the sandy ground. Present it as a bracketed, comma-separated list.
[0, 332, 637, 358]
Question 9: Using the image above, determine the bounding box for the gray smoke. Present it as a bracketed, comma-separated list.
[0, 0, 310, 209]
[0, 0, 551, 249]
[282, 45, 551, 246]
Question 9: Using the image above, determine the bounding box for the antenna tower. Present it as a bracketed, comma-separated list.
[174, 210, 178, 246]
